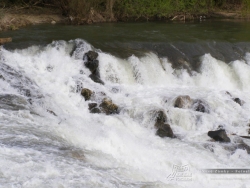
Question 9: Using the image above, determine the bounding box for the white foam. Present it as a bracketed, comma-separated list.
[0, 40, 250, 187]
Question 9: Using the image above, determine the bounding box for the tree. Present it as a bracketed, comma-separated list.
[106, 0, 116, 21]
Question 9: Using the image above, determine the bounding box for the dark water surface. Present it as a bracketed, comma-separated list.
[1, 20, 250, 69]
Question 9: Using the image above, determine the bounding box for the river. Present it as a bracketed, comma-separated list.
[0, 20, 250, 188]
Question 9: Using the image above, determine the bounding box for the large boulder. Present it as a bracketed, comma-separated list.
[208, 129, 231, 142]
[174, 95, 193, 109]
[81, 88, 93, 101]
[100, 98, 118, 115]
[83, 51, 104, 85]
[156, 124, 174, 138]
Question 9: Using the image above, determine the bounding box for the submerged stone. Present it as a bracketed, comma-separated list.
[237, 142, 250, 154]
[192, 99, 209, 113]
[156, 124, 174, 138]
[174, 95, 192, 109]
[0, 94, 29, 111]
[90, 107, 101, 114]
[154, 110, 167, 128]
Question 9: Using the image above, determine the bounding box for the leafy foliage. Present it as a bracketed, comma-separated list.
[1, 0, 249, 19]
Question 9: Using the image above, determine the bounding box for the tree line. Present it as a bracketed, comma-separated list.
[1, 0, 250, 21]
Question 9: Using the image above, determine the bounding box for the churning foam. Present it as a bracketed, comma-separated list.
[0, 40, 250, 187]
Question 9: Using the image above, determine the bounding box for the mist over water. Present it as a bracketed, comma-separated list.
[0, 21, 250, 187]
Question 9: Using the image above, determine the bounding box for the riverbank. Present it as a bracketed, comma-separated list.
[0, 8, 66, 31]
[0, 7, 249, 32]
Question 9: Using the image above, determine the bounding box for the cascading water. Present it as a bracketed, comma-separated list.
[1, 22, 250, 188]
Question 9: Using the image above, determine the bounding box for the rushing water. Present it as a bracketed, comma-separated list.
[0, 20, 250, 188]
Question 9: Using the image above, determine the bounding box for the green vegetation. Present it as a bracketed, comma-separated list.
[115, 0, 215, 19]
[0, 0, 249, 22]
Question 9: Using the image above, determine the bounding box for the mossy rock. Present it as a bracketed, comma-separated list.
[81, 88, 93, 101]
[100, 98, 119, 115]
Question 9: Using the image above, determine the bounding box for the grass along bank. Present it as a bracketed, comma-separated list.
[0, 0, 249, 31]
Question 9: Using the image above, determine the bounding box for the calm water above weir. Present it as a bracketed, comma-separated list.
[0, 20, 250, 187]
[1, 19, 250, 60]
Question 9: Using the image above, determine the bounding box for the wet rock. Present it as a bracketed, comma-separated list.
[81, 88, 93, 101]
[90, 107, 101, 114]
[192, 99, 209, 113]
[84, 51, 98, 61]
[156, 124, 174, 138]
[154, 111, 174, 138]
[85, 59, 99, 74]
[208, 129, 231, 143]
[100, 98, 118, 115]
[233, 98, 244, 106]
[88, 103, 97, 110]
[174, 95, 193, 109]
[89, 74, 104, 85]
[154, 110, 167, 128]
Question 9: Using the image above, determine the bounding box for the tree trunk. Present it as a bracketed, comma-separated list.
[106, 0, 116, 21]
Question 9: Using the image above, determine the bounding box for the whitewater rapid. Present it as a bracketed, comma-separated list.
[0, 39, 250, 188]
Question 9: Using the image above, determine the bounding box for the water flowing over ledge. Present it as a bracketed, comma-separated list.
[0, 39, 250, 187]
[0, 21, 250, 187]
